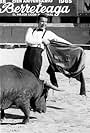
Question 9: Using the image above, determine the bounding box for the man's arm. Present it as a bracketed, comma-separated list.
[48, 31, 72, 45]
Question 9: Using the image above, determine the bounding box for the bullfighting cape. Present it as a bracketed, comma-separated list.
[45, 41, 85, 78]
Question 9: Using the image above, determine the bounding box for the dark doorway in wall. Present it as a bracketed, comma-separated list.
[80, 16, 90, 23]
[61, 17, 77, 23]
[0, 17, 20, 23]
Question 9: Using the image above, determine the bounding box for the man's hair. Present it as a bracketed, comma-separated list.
[38, 13, 48, 22]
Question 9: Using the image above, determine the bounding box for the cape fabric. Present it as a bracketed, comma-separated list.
[46, 41, 85, 78]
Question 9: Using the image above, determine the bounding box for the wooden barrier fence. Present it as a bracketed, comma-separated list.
[0, 43, 90, 50]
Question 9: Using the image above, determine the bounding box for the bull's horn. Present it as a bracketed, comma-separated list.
[44, 82, 61, 91]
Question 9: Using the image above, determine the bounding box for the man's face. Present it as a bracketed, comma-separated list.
[38, 17, 48, 29]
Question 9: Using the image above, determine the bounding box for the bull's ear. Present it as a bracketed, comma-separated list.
[39, 80, 44, 86]
[44, 81, 51, 91]
[44, 84, 50, 91]
[40, 80, 44, 84]
[40, 80, 45, 89]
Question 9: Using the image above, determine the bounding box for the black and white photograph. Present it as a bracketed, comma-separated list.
[0, 0, 90, 133]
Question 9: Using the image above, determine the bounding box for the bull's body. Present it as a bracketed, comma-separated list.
[0, 65, 48, 123]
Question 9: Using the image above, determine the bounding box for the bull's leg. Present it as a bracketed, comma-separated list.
[1, 109, 5, 119]
[75, 72, 86, 96]
[20, 104, 30, 124]
[15, 98, 30, 124]
[1, 99, 12, 119]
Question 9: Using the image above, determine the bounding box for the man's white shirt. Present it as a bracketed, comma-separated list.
[25, 27, 71, 49]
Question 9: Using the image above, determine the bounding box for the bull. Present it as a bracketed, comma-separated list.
[0, 65, 60, 124]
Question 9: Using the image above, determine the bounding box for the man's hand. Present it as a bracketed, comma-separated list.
[42, 39, 50, 46]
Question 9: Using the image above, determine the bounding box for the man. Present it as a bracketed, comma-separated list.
[23, 13, 71, 81]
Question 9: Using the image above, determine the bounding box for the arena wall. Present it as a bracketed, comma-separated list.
[0, 23, 89, 44]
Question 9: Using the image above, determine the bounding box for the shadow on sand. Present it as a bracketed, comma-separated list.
[0, 113, 37, 125]
[47, 105, 64, 110]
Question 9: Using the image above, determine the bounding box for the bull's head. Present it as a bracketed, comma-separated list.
[31, 80, 61, 113]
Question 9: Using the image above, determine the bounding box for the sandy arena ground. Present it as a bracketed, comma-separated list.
[0, 49, 90, 133]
